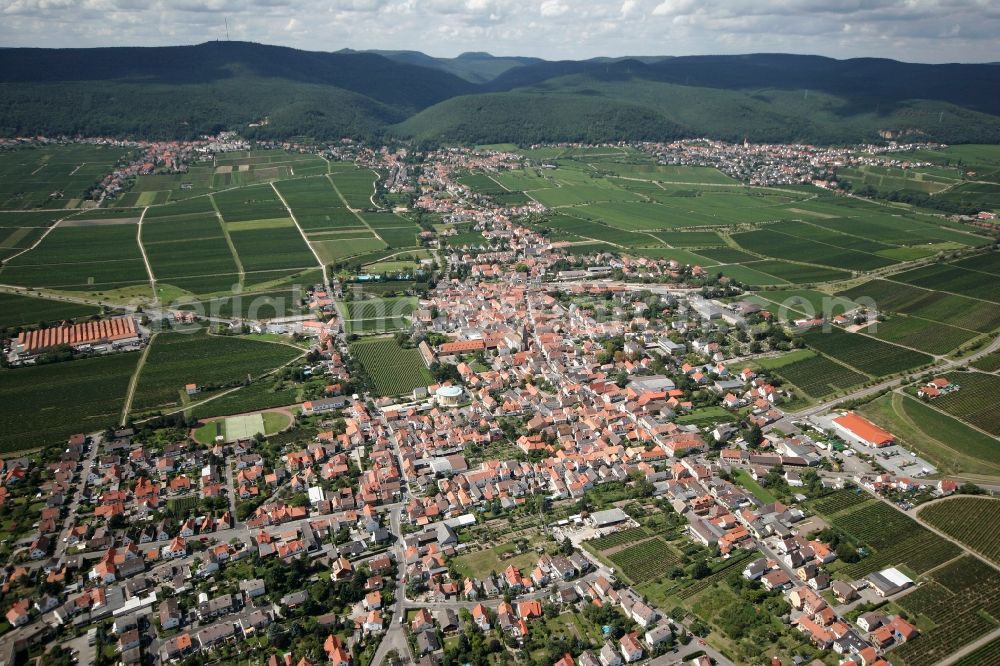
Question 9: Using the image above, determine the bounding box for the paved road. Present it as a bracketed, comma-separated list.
[54, 433, 103, 562]
[369, 505, 413, 666]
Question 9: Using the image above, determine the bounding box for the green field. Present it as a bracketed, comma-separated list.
[130, 329, 301, 415]
[893, 261, 1000, 303]
[349, 336, 433, 397]
[802, 327, 932, 376]
[731, 468, 777, 503]
[892, 556, 1000, 666]
[752, 289, 857, 318]
[858, 392, 1000, 478]
[864, 316, 978, 355]
[919, 498, 1000, 566]
[608, 538, 684, 584]
[950, 636, 1000, 666]
[0, 145, 129, 209]
[762, 350, 868, 399]
[0, 222, 151, 293]
[0, 352, 138, 452]
[972, 351, 1000, 373]
[930, 372, 1000, 436]
[816, 499, 960, 580]
[0, 292, 100, 330]
[839, 279, 1000, 333]
[450, 540, 541, 580]
[187, 380, 301, 420]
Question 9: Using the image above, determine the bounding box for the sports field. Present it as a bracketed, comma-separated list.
[225, 413, 266, 442]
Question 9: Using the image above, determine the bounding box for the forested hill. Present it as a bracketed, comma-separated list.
[1, 42, 999, 145]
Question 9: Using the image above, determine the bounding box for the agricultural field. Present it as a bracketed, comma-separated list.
[187, 380, 301, 420]
[715, 263, 790, 286]
[0, 144, 129, 209]
[696, 247, 758, 263]
[732, 227, 894, 272]
[0, 352, 138, 452]
[342, 296, 417, 321]
[802, 327, 933, 376]
[142, 210, 242, 296]
[930, 371, 1000, 436]
[952, 251, 1000, 276]
[822, 500, 960, 579]
[836, 165, 960, 195]
[863, 315, 978, 355]
[273, 176, 364, 231]
[752, 289, 857, 318]
[809, 489, 872, 517]
[895, 261, 1000, 304]
[950, 636, 1000, 666]
[344, 316, 409, 335]
[651, 230, 726, 247]
[0, 220, 151, 294]
[0, 212, 58, 262]
[746, 260, 851, 284]
[971, 350, 1000, 372]
[838, 279, 1000, 333]
[0, 292, 100, 330]
[328, 168, 379, 209]
[858, 392, 1000, 478]
[349, 336, 434, 397]
[919, 497, 1000, 566]
[176, 286, 313, 319]
[584, 527, 650, 553]
[892, 555, 1000, 666]
[608, 538, 684, 584]
[122, 151, 330, 205]
[130, 328, 301, 415]
[759, 350, 868, 399]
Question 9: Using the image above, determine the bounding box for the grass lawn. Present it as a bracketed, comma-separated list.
[732, 468, 778, 503]
[263, 411, 291, 434]
[451, 543, 541, 579]
[675, 406, 736, 426]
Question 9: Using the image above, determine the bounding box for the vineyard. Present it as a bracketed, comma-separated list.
[608, 538, 684, 584]
[676, 550, 756, 600]
[972, 350, 1000, 372]
[919, 497, 1000, 566]
[932, 372, 1000, 436]
[827, 500, 960, 579]
[866, 315, 977, 355]
[893, 556, 1000, 666]
[585, 527, 650, 553]
[770, 352, 869, 398]
[349, 336, 434, 397]
[803, 327, 932, 376]
[951, 636, 1000, 666]
[810, 489, 873, 517]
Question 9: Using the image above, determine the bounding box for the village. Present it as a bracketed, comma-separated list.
[0, 136, 997, 666]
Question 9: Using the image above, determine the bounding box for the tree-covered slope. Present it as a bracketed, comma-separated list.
[1, 44, 999, 145]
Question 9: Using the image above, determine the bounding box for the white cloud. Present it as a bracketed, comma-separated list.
[539, 0, 569, 17]
[0, 0, 996, 62]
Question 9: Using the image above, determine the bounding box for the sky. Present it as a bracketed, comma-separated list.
[2, 0, 999, 63]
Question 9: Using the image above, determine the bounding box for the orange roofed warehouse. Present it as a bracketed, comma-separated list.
[832, 412, 895, 448]
[12, 316, 142, 360]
